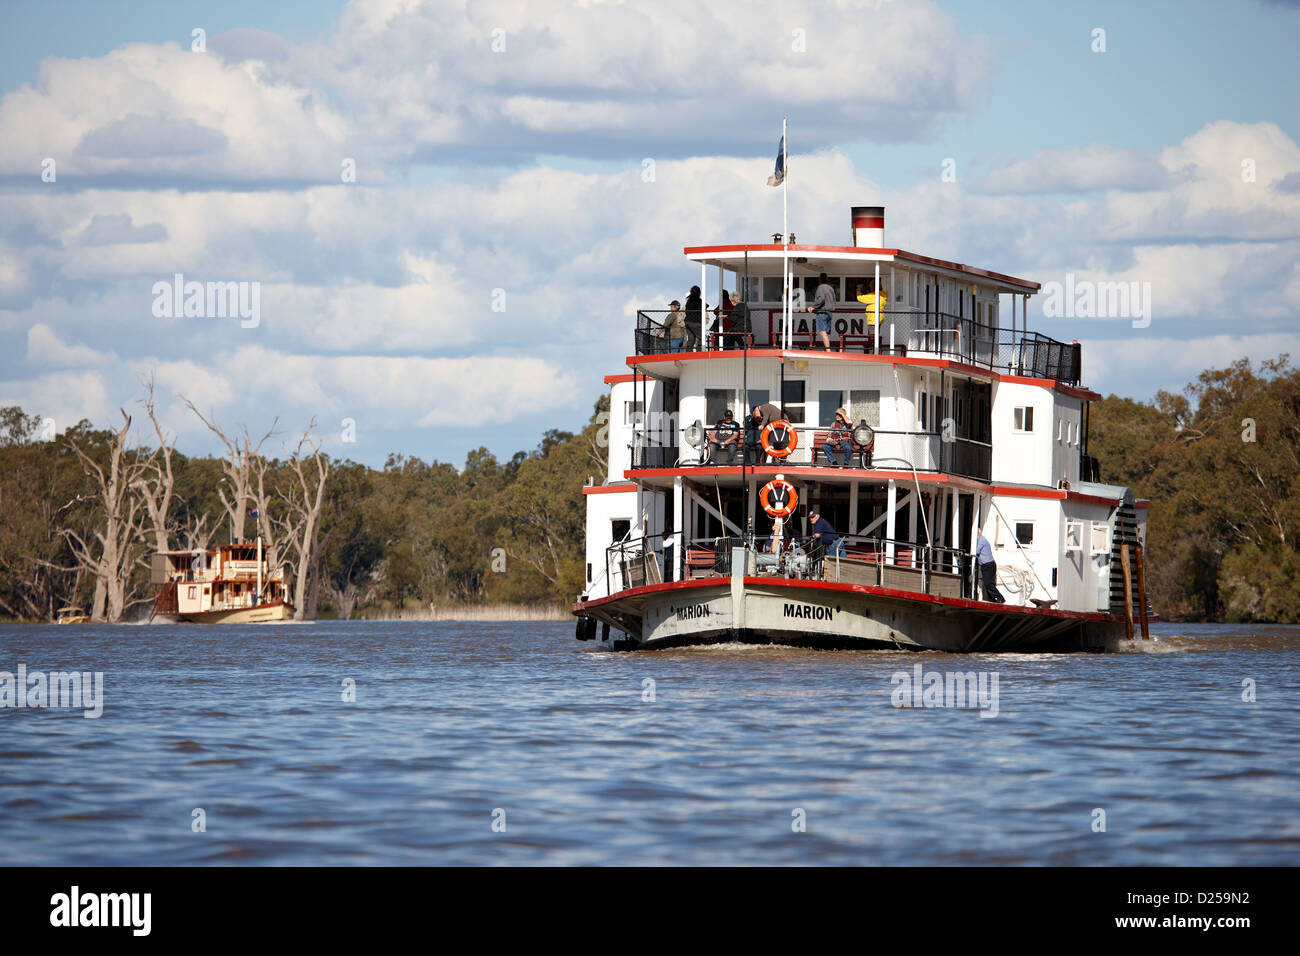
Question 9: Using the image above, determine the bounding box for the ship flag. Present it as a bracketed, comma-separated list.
[766, 135, 785, 187]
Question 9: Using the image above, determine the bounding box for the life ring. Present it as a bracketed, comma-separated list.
[760, 479, 798, 517]
[760, 420, 798, 459]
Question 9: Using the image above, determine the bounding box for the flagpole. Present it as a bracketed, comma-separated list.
[782, 116, 789, 350]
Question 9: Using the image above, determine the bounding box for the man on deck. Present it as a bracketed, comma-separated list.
[808, 509, 845, 558]
[707, 409, 741, 465]
[976, 531, 1004, 603]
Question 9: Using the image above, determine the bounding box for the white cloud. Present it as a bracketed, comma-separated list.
[26, 323, 113, 368]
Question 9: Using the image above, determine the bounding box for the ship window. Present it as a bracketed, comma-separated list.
[781, 380, 806, 424]
[624, 401, 644, 426]
[611, 519, 631, 543]
[849, 389, 880, 427]
[1014, 406, 1034, 432]
[846, 276, 873, 299]
[762, 277, 783, 302]
[705, 389, 733, 425]
[746, 389, 769, 412]
[818, 391, 843, 427]
[1065, 519, 1084, 552]
[1015, 522, 1034, 546]
[1091, 521, 1110, 555]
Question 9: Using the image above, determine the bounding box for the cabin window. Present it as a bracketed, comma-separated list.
[762, 277, 783, 302]
[1015, 522, 1035, 546]
[918, 389, 928, 430]
[818, 391, 843, 427]
[611, 519, 631, 543]
[1014, 406, 1034, 432]
[1090, 521, 1110, 555]
[782, 380, 806, 424]
[849, 389, 880, 427]
[747, 389, 770, 412]
[705, 389, 734, 424]
[1065, 519, 1084, 552]
[624, 401, 644, 426]
[846, 276, 872, 300]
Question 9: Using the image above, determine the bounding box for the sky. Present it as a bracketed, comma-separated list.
[1, 0, 1297, 469]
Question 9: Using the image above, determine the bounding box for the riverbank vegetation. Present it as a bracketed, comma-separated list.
[2, 356, 1297, 623]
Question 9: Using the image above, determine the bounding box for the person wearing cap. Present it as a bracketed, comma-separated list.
[808, 509, 844, 558]
[707, 408, 741, 465]
[822, 407, 853, 467]
[661, 300, 686, 352]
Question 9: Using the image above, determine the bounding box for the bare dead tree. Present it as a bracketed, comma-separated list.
[62, 410, 153, 621]
[133, 373, 177, 554]
[277, 421, 330, 621]
[182, 397, 276, 543]
[181, 513, 211, 552]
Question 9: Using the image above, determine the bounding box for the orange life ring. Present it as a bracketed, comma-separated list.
[760, 479, 798, 517]
[760, 420, 798, 459]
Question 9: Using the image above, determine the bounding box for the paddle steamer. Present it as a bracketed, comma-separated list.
[150, 537, 293, 623]
[572, 205, 1151, 651]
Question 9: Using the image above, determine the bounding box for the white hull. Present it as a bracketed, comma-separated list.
[577, 579, 1124, 653]
[172, 600, 294, 624]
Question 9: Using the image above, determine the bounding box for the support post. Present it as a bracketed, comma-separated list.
[1120, 542, 1135, 642]
[673, 477, 684, 581]
[885, 479, 897, 563]
[1135, 542, 1150, 641]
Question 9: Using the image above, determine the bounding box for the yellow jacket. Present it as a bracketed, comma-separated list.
[857, 290, 888, 325]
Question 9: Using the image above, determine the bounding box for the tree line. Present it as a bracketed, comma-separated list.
[2, 355, 1297, 624]
[1088, 355, 1300, 622]
[0, 378, 608, 622]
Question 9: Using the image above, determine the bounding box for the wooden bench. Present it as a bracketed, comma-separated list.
[811, 429, 873, 468]
[839, 332, 877, 353]
[685, 546, 716, 578]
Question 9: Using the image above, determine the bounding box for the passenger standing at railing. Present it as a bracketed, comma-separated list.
[822, 407, 853, 467]
[711, 290, 734, 348]
[683, 286, 704, 350]
[976, 531, 1005, 603]
[805, 272, 837, 350]
[728, 292, 752, 349]
[748, 402, 784, 465]
[808, 510, 845, 558]
[856, 280, 888, 333]
[661, 300, 686, 352]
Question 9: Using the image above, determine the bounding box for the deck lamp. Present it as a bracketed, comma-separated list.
[684, 420, 705, 449]
[852, 422, 876, 447]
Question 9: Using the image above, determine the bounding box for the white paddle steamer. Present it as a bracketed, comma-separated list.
[573, 205, 1151, 652]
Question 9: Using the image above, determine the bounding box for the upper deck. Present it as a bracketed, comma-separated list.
[630, 209, 1082, 388]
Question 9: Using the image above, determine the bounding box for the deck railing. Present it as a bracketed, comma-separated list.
[632, 423, 993, 481]
[634, 308, 1082, 386]
[601, 532, 977, 600]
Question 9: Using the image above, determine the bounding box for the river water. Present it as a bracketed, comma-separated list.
[0, 621, 1296, 866]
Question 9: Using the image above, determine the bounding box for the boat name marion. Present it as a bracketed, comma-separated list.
[783, 603, 834, 620]
[670, 603, 713, 621]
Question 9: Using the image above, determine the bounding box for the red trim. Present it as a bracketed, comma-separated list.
[583, 483, 637, 496]
[604, 373, 635, 384]
[574, 575, 1117, 622]
[681, 244, 1041, 292]
[1135, 499, 1151, 510]
[852, 216, 885, 229]
[625, 351, 1097, 402]
[1001, 374, 1101, 402]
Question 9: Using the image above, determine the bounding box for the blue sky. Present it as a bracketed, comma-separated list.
[1, 0, 1297, 468]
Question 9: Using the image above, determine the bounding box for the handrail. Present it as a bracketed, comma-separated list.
[634, 308, 1082, 385]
